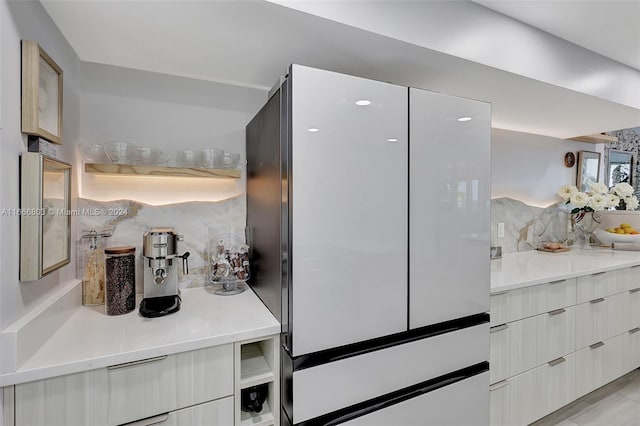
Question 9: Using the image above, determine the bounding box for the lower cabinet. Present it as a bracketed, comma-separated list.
[5, 335, 279, 426]
[490, 266, 640, 426]
[490, 353, 576, 426]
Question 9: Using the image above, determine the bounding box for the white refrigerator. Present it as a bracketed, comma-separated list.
[247, 64, 491, 425]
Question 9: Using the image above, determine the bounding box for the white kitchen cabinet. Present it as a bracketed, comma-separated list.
[123, 397, 234, 426]
[490, 278, 576, 326]
[490, 305, 576, 383]
[575, 292, 628, 350]
[15, 367, 109, 426]
[490, 353, 576, 426]
[6, 338, 283, 426]
[490, 265, 640, 426]
[575, 333, 625, 398]
[576, 267, 640, 303]
[108, 345, 233, 425]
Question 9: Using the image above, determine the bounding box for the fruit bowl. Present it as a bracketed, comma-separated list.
[594, 228, 640, 245]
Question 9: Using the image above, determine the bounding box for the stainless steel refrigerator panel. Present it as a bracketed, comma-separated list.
[247, 88, 285, 325]
[291, 323, 489, 423]
[289, 65, 409, 356]
[409, 88, 491, 329]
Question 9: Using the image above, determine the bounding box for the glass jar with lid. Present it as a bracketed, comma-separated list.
[79, 230, 111, 306]
[105, 246, 136, 315]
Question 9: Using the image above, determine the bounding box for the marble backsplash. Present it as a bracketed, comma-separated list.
[491, 197, 571, 254]
[78, 196, 246, 292]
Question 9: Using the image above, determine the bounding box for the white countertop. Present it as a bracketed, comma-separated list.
[0, 286, 280, 386]
[491, 247, 640, 294]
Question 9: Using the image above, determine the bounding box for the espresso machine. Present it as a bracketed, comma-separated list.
[139, 227, 189, 318]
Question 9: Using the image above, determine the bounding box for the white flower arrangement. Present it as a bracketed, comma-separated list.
[557, 182, 639, 213]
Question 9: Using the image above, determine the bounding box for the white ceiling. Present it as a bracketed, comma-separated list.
[40, 0, 640, 139]
[473, 0, 640, 71]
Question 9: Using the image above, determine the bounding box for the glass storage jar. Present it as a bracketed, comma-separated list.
[105, 246, 136, 315]
[79, 230, 111, 306]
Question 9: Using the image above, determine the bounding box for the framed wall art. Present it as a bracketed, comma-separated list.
[21, 40, 63, 144]
[576, 150, 601, 193]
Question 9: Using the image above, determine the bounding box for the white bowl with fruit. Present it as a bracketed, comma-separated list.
[595, 223, 640, 245]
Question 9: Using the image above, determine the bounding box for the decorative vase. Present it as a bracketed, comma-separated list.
[572, 211, 603, 248]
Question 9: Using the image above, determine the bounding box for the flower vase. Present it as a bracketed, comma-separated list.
[572, 211, 603, 248]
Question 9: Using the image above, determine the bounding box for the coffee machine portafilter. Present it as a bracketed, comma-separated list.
[139, 227, 189, 318]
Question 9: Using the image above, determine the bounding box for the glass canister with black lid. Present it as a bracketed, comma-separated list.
[105, 246, 136, 315]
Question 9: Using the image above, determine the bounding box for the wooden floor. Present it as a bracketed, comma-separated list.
[532, 369, 640, 425]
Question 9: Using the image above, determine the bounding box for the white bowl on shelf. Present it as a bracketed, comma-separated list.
[594, 228, 640, 245]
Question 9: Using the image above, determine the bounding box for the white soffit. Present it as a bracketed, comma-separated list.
[39, 0, 640, 138]
[473, 0, 640, 71]
[269, 0, 640, 110]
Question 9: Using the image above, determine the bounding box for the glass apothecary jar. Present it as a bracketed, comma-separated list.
[79, 230, 111, 306]
[105, 246, 136, 315]
[208, 227, 250, 295]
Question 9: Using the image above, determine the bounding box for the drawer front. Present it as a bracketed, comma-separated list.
[575, 292, 628, 349]
[344, 371, 489, 426]
[292, 323, 488, 423]
[629, 287, 640, 329]
[624, 327, 640, 373]
[575, 333, 625, 398]
[537, 305, 576, 364]
[491, 353, 576, 426]
[614, 266, 640, 295]
[576, 269, 636, 304]
[490, 317, 537, 383]
[122, 397, 234, 426]
[15, 368, 109, 426]
[491, 278, 576, 325]
[107, 345, 233, 425]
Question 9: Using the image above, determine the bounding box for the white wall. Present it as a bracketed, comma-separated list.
[0, 0, 81, 329]
[79, 63, 266, 205]
[491, 128, 605, 207]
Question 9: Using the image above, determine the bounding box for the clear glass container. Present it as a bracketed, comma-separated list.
[105, 246, 136, 315]
[79, 230, 111, 306]
[208, 227, 250, 295]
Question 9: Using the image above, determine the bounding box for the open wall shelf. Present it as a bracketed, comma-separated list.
[84, 163, 240, 179]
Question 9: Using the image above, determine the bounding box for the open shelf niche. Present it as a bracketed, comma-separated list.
[234, 335, 280, 426]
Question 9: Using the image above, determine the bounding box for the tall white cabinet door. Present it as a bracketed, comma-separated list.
[409, 88, 491, 328]
[290, 65, 409, 356]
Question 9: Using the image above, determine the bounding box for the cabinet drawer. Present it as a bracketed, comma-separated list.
[622, 326, 640, 374]
[490, 353, 576, 426]
[576, 268, 640, 304]
[491, 278, 576, 325]
[575, 333, 625, 398]
[575, 292, 629, 349]
[107, 345, 233, 425]
[629, 287, 640, 329]
[490, 306, 576, 384]
[122, 397, 234, 426]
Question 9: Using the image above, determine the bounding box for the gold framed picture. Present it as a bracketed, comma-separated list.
[21, 40, 63, 144]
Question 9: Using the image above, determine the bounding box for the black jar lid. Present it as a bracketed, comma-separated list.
[105, 246, 136, 255]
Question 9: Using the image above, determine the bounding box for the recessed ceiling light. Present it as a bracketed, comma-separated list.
[387, 138, 399, 142]
[355, 100, 371, 106]
[457, 116, 472, 122]
[307, 128, 320, 133]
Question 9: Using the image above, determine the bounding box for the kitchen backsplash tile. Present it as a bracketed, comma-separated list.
[78, 196, 246, 291]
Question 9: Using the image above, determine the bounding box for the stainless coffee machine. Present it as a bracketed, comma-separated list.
[139, 227, 189, 318]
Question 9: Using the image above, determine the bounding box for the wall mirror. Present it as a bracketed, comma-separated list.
[20, 152, 71, 281]
[576, 150, 601, 193]
[606, 149, 633, 188]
